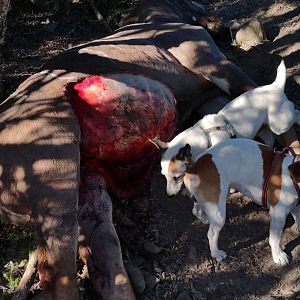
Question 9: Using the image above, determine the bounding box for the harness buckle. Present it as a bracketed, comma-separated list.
[225, 123, 235, 137]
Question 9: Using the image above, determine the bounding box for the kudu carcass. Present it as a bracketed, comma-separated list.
[45, 1, 257, 127]
[1, 1, 297, 300]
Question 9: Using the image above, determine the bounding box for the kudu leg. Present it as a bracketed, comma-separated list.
[78, 174, 136, 300]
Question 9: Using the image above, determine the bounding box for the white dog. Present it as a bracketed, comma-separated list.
[183, 138, 300, 265]
[151, 60, 300, 199]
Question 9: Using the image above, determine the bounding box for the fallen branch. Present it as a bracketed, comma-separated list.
[0, 0, 10, 94]
[89, 1, 112, 33]
[0, 0, 10, 46]
[12, 250, 38, 300]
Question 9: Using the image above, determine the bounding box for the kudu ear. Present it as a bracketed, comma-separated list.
[288, 161, 300, 183]
[149, 136, 169, 151]
[182, 0, 205, 12]
[176, 143, 192, 164]
[183, 0, 223, 33]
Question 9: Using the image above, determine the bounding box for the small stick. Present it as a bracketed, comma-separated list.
[12, 250, 38, 300]
[89, 1, 112, 33]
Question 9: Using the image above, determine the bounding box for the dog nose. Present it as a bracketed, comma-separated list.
[166, 191, 175, 197]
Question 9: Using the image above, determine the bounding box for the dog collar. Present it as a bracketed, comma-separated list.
[262, 147, 300, 208]
[200, 115, 236, 148]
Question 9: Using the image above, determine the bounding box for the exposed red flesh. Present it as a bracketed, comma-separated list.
[66, 74, 177, 198]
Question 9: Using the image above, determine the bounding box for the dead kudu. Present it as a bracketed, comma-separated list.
[1, 0, 296, 299]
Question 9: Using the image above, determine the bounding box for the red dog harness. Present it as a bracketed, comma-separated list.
[262, 147, 300, 208]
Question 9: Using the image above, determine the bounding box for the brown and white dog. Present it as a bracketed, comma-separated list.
[183, 138, 300, 265]
[151, 60, 300, 200]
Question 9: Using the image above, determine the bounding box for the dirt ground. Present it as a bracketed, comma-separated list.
[1, 0, 300, 299]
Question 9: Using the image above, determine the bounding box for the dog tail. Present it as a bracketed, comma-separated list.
[272, 59, 286, 90]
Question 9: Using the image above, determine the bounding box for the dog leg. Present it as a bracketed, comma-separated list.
[269, 207, 289, 265]
[192, 202, 209, 224]
[204, 202, 227, 261]
[256, 126, 275, 148]
[78, 174, 136, 300]
[291, 205, 300, 231]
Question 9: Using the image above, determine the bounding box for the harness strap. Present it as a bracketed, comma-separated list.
[262, 147, 300, 208]
[290, 154, 300, 205]
[291, 176, 300, 205]
[262, 151, 281, 208]
[201, 116, 236, 148]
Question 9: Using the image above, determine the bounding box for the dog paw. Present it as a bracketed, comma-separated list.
[212, 250, 227, 262]
[273, 251, 289, 265]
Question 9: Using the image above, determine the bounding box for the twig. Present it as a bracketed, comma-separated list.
[89, 1, 112, 33]
[12, 250, 38, 300]
[0, 0, 10, 46]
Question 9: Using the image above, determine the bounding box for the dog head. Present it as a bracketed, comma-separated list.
[150, 137, 192, 196]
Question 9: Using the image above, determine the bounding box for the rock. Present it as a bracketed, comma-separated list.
[235, 17, 266, 50]
[143, 241, 162, 255]
[176, 291, 193, 300]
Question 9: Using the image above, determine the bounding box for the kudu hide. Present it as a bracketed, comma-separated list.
[45, 0, 256, 125]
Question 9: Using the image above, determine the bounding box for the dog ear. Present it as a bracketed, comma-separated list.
[268, 98, 296, 135]
[288, 161, 300, 182]
[176, 143, 192, 164]
[149, 136, 169, 150]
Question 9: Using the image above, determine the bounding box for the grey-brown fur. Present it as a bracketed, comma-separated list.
[44, 0, 256, 125]
[0, 71, 80, 299]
